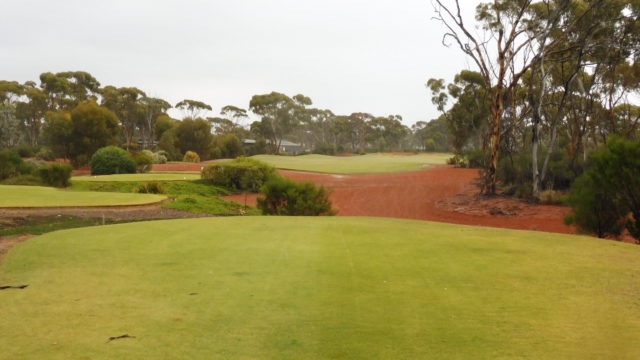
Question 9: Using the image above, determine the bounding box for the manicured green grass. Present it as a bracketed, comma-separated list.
[71, 173, 201, 182]
[0, 185, 166, 207]
[1, 217, 638, 359]
[251, 153, 451, 174]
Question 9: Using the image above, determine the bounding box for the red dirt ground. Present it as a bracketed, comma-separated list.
[224, 165, 576, 235]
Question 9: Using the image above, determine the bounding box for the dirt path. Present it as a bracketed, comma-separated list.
[0, 203, 208, 221]
[225, 166, 575, 234]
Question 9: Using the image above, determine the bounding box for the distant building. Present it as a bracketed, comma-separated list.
[242, 139, 304, 155]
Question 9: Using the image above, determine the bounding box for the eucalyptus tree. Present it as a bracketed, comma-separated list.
[175, 99, 212, 119]
[139, 97, 171, 149]
[0, 81, 23, 148]
[39, 71, 100, 110]
[100, 86, 146, 149]
[16, 82, 48, 145]
[249, 92, 305, 154]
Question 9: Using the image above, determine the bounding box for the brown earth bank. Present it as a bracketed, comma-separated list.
[0, 203, 208, 222]
[225, 165, 577, 235]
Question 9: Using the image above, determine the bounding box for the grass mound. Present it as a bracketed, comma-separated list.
[1, 217, 638, 359]
[0, 185, 165, 207]
[251, 153, 451, 174]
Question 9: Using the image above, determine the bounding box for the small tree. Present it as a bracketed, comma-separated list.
[566, 138, 640, 241]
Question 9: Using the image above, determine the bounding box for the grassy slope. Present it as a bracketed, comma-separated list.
[0, 185, 165, 207]
[69, 180, 255, 216]
[1, 217, 638, 359]
[71, 173, 201, 182]
[252, 153, 451, 174]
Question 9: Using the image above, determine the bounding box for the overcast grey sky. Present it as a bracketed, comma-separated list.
[0, 0, 480, 125]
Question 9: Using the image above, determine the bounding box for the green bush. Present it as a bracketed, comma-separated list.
[1, 174, 43, 186]
[257, 177, 336, 216]
[314, 143, 337, 155]
[13, 144, 39, 158]
[212, 134, 244, 159]
[0, 150, 25, 180]
[134, 152, 153, 173]
[135, 182, 166, 194]
[89, 146, 136, 175]
[142, 150, 167, 164]
[38, 163, 73, 187]
[35, 147, 55, 161]
[201, 157, 277, 192]
[463, 149, 489, 169]
[183, 151, 201, 163]
[565, 137, 640, 241]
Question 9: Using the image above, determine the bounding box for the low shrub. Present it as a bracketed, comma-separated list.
[1, 174, 43, 186]
[134, 152, 153, 173]
[257, 177, 336, 216]
[201, 157, 277, 191]
[142, 150, 168, 164]
[35, 147, 55, 161]
[90, 146, 136, 175]
[538, 190, 564, 205]
[13, 144, 39, 158]
[38, 163, 73, 187]
[183, 151, 200, 163]
[0, 150, 25, 180]
[135, 182, 166, 194]
[314, 143, 337, 155]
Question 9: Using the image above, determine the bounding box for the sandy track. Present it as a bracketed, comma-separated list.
[225, 165, 575, 234]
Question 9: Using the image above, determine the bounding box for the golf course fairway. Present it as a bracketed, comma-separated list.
[252, 153, 451, 174]
[1, 217, 638, 359]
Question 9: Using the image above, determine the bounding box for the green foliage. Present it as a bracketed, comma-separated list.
[134, 151, 153, 173]
[0, 149, 25, 180]
[135, 181, 166, 194]
[158, 128, 182, 161]
[142, 149, 167, 164]
[212, 134, 244, 159]
[257, 177, 336, 216]
[68, 101, 120, 165]
[13, 144, 39, 157]
[1, 174, 43, 186]
[498, 151, 577, 199]
[201, 157, 277, 191]
[314, 143, 337, 155]
[35, 146, 55, 161]
[183, 151, 201, 163]
[38, 163, 73, 187]
[90, 146, 136, 175]
[175, 118, 213, 159]
[566, 138, 640, 241]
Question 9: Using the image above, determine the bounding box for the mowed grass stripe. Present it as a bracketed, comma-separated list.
[0, 217, 638, 359]
[251, 153, 451, 174]
[0, 185, 166, 207]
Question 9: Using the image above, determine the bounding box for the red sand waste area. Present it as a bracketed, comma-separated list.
[224, 165, 576, 235]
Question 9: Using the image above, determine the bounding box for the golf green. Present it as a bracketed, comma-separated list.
[0, 185, 166, 207]
[1, 217, 638, 359]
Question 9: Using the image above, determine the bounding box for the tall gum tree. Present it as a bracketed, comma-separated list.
[432, 0, 601, 194]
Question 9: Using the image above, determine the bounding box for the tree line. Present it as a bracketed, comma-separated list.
[428, 0, 639, 197]
[0, 72, 443, 165]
